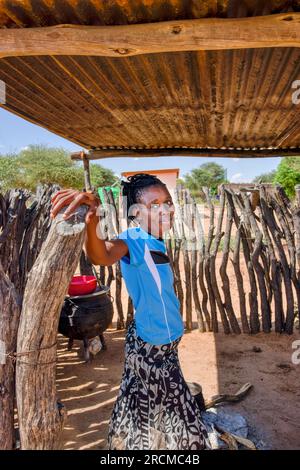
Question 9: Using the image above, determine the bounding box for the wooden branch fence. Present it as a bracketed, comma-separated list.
[97, 183, 300, 336]
[0, 182, 299, 449]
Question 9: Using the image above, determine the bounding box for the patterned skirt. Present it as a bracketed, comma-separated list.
[107, 318, 211, 450]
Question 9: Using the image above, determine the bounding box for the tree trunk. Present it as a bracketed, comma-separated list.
[16, 204, 88, 449]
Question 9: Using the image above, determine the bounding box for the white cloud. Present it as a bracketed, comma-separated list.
[233, 158, 240, 162]
[230, 172, 249, 183]
[133, 157, 139, 161]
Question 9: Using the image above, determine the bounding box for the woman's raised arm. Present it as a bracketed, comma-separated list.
[50, 189, 128, 266]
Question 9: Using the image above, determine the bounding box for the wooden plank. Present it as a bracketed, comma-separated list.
[70, 147, 300, 161]
[1, 13, 300, 59]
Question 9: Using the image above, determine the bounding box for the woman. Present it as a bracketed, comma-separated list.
[51, 173, 211, 450]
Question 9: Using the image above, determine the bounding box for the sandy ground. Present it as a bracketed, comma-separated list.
[57, 324, 300, 450]
[57, 254, 300, 450]
[57, 207, 300, 450]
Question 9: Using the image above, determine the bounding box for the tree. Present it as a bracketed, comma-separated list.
[183, 162, 228, 197]
[176, 177, 186, 188]
[89, 163, 119, 189]
[0, 144, 117, 192]
[0, 153, 23, 191]
[274, 157, 300, 198]
[252, 170, 276, 184]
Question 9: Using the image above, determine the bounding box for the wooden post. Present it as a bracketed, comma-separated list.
[82, 153, 92, 192]
[219, 190, 241, 334]
[209, 188, 231, 334]
[202, 187, 218, 332]
[0, 262, 21, 449]
[16, 204, 88, 449]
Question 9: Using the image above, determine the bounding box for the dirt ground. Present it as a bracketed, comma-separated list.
[57, 207, 300, 450]
[57, 279, 300, 450]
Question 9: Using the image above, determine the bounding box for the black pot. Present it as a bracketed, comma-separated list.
[58, 286, 113, 341]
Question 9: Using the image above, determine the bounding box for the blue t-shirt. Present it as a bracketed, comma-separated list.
[114, 226, 184, 345]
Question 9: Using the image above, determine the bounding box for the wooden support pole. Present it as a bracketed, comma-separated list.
[16, 204, 88, 449]
[1, 13, 300, 59]
[71, 147, 300, 161]
[82, 153, 92, 192]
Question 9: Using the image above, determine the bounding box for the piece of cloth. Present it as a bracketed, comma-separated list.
[107, 319, 211, 450]
[114, 225, 184, 345]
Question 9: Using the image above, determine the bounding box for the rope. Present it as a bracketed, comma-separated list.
[0, 341, 57, 365]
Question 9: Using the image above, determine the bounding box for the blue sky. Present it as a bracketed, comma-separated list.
[0, 107, 281, 182]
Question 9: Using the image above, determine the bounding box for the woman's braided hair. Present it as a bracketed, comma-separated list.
[120, 173, 166, 222]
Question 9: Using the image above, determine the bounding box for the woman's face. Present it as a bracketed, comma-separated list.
[133, 185, 175, 238]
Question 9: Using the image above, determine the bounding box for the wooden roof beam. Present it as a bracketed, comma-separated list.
[1, 13, 300, 59]
[70, 147, 300, 161]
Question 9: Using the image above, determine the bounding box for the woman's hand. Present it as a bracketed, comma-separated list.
[50, 188, 101, 224]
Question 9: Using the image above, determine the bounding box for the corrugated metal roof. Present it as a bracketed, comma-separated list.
[1, 47, 299, 152]
[0, 1, 300, 156]
[0, 0, 300, 28]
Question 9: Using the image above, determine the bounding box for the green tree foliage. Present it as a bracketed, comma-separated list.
[0, 144, 117, 192]
[273, 157, 300, 198]
[183, 162, 228, 198]
[252, 170, 276, 184]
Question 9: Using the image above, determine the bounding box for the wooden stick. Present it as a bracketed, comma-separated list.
[193, 197, 211, 331]
[176, 189, 192, 331]
[269, 194, 298, 333]
[293, 185, 300, 281]
[259, 187, 284, 332]
[1, 13, 300, 59]
[242, 193, 271, 333]
[230, 222, 250, 334]
[83, 155, 92, 192]
[0, 262, 21, 449]
[260, 186, 295, 333]
[79, 250, 94, 275]
[203, 187, 218, 333]
[126, 297, 134, 328]
[226, 189, 260, 334]
[172, 188, 184, 318]
[209, 188, 231, 334]
[105, 188, 124, 330]
[219, 190, 241, 334]
[186, 190, 205, 332]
